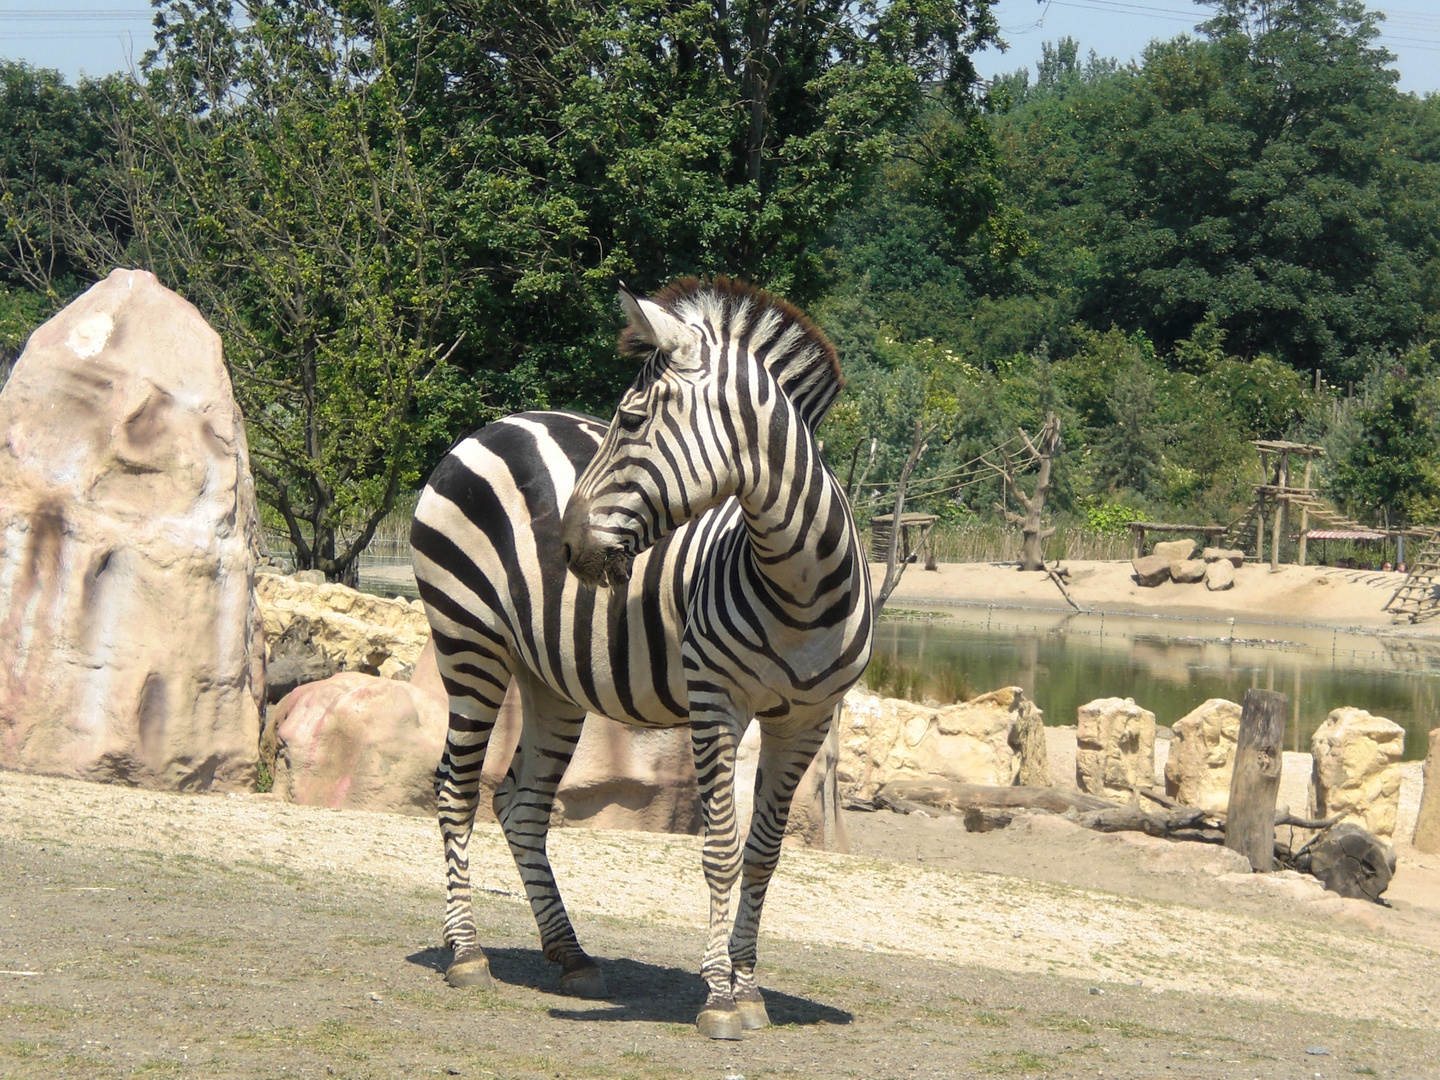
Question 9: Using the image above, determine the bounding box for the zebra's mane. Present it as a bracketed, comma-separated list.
[619, 276, 843, 430]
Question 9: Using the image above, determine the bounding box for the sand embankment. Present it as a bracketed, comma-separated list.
[875, 559, 1428, 633]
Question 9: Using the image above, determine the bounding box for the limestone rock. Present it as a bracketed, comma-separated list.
[1164, 698, 1241, 813]
[1169, 559, 1207, 584]
[1413, 728, 1440, 853]
[1202, 547, 1245, 567]
[1309, 707, 1405, 842]
[1151, 539, 1196, 562]
[255, 572, 428, 678]
[1204, 560, 1235, 591]
[396, 643, 838, 846]
[1076, 697, 1156, 801]
[0, 269, 263, 791]
[837, 686, 1045, 799]
[268, 672, 446, 814]
[1131, 555, 1171, 587]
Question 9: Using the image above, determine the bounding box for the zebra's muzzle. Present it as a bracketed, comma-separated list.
[560, 496, 633, 590]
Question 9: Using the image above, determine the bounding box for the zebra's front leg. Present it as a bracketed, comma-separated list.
[691, 709, 746, 1040]
[728, 717, 833, 1030]
[494, 672, 606, 999]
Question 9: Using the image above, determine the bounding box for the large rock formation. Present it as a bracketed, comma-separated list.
[1076, 697, 1156, 801]
[0, 270, 263, 790]
[1164, 698, 1241, 813]
[1309, 707, 1405, 842]
[271, 638, 841, 847]
[255, 571, 428, 678]
[1414, 728, 1440, 854]
[836, 686, 1048, 800]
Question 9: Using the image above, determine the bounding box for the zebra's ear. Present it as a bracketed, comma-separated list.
[619, 285, 695, 356]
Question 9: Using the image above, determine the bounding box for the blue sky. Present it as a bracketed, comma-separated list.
[1, 1, 1437, 95]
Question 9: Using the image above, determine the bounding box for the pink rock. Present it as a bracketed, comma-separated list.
[270, 673, 446, 814]
[0, 270, 263, 790]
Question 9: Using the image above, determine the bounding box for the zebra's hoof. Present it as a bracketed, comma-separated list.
[445, 947, 492, 989]
[559, 962, 607, 1000]
[696, 1000, 744, 1041]
[736, 989, 770, 1030]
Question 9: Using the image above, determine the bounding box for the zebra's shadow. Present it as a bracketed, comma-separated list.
[405, 946, 853, 1026]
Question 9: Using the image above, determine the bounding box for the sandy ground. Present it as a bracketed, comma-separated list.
[875, 561, 1429, 634]
[4, 766, 1440, 1079]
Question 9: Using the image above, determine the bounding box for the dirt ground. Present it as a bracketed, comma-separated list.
[3, 770, 1440, 1080]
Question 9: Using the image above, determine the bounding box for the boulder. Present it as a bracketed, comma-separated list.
[0, 269, 263, 791]
[1131, 555, 1171, 587]
[836, 686, 1046, 799]
[1202, 547, 1245, 567]
[1414, 728, 1440, 854]
[1164, 698, 1241, 813]
[1169, 559, 1207, 584]
[306, 641, 838, 846]
[1076, 697, 1156, 801]
[1309, 707, 1405, 842]
[1204, 559, 1235, 591]
[262, 615, 341, 704]
[267, 672, 446, 814]
[255, 571, 429, 678]
[1151, 538, 1196, 562]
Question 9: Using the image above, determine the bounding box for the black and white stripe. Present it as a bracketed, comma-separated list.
[411, 277, 873, 1037]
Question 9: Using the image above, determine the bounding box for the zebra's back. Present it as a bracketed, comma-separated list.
[411, 409, 725, 728]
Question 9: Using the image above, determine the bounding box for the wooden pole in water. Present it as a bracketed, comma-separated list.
[1270, 452, 1288, 571]
[1225, 689, 1288, 872]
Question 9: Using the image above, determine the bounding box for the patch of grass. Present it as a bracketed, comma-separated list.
[1353, 1068, 1377, 1076]
[1038, 1013, 1094, 1034]
[139, 1059, 183, 1074]
[975, 1050, 1053, 1074]
[256, 758, 274, 793]
[970, 1011, 1011, 1028]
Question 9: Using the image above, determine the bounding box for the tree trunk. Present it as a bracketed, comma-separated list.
[1225, 689, 1288, 871]
[993, 412, 1061, 572]
[875, 419, 932, 612]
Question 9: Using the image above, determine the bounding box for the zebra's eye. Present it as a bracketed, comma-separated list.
[617, 409, 647, 433]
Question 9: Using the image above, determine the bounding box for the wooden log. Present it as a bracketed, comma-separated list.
[1296, 823, 1396, 902]
[1225, 689, 1288, 871]
[1075, 805, 1210, 836]
[875, 779, 1111, 815]
[962, 807, 1015, 833]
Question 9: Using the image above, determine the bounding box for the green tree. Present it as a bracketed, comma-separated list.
[424, 0, 1001, 410]
[1326, 344, 1440, 526]
[64, 0, 478, 581]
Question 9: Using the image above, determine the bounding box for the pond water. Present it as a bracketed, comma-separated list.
[869, 609, 1440, 761]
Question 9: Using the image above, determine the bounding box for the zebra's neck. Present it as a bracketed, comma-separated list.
[730, 392, 865, 616]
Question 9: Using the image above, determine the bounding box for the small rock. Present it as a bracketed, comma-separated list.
[1131, 554, 1171, 587]
[1305, 1046, 1330, 1056]
[1201, 547, 1245, 567]
[1089, 987, 1105, 995]
[1204, 559, 1235, 591]
[1169, 559, 1207, 584]
[1152, 539, 1196, 561]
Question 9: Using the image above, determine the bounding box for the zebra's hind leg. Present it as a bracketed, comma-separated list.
[433, 642, 513, 990]
[494, 669, 605, 999]
[728, 717, 833, 1030]
[690, 707, 746, 1040]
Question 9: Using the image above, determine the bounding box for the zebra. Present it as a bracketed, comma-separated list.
[410, 276, 874, 1040]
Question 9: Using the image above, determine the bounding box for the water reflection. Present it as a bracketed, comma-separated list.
[871, 611, 1440, 761]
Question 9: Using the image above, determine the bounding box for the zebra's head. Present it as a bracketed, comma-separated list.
[560, 278, 840, 589]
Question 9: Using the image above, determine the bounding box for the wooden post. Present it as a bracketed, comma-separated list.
[1256, 495, 1266, 564]
[1225, 689, 1288, 872]
[1297, 454, 1313, 567]
[1269, 453, 1287, 571]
